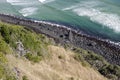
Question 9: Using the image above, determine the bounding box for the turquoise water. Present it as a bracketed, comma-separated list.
[0, 0, 120, 42]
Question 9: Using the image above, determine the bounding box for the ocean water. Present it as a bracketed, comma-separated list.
[0, 0, 120, 42]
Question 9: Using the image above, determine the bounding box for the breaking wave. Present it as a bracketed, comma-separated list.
[64, 1, 120, 33]
[6, 0, 36, 5]
[19, 7, 38, 17]
[38, 0, 55, 3]
[6, 0, 21, 5]
[73, 8, 120, 33]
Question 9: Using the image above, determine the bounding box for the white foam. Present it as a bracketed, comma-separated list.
[38, 0, 46, 3]
[62, 5, 78, 11]
[63, 1, 100, 11]
[6, 0, 25, 5]
[19, 7, 38, 17]
[6, 0, 20, 5]
[6, 0, 34, 5]
[38, 0, 55, 4]
[72, 1, 120, 33]
[6, 0, 20, 3]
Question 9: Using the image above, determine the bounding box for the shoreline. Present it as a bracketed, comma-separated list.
[0, 13, 120, 66]
[2, 13, 120, 46]
[30, 16, 120, 48]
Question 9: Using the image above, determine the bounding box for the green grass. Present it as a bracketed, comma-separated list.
[22, 75, 29, 80]
[0, 52, 16, 80]
[0, 21, 52, 62]
[25, 53, 42, 63]
[0, 35, 12, 54]
[0, 52, 7, 63]
[0, 21, 53, 79]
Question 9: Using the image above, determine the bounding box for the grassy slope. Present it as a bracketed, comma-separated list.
[6, 45, 107, 80]
[0, 21, 119, 80]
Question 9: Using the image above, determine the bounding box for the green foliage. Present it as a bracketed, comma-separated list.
[0, 25, 11, 43]
[0, 52, 16, 80]
[22, 75, 28, 80]
[99, 64, 120, 79]
[85, 51, 103, 61]
[72, 47, 120, 79]
[74, 52, 89, 67]
[0, 21, 50, 51]
[74, 53, 83, 61]
[0, 21, 53, 79]
[0, 21, 52, 61]
[25, 53, 42, 63]
[5, 76, 16, 80]
[0, 36, 12, 54]
[0, 52, 7, 63]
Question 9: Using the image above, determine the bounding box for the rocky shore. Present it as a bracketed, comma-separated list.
[0, 13, 120, 66]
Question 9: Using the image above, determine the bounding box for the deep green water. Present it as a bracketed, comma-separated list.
[0, 0, 120, 42]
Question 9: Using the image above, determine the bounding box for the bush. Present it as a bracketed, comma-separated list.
[0, 52, 7, 63]
[0, 22, 50, 55]
[0, 26, 11, 43]
[22, 76, 28, 80]
[74, 53, 88, 67]
[72, 47, 120, 79]
[0, 36, 12, 54]
[99, 64, 120, 79]
[25, 53, 42, 63]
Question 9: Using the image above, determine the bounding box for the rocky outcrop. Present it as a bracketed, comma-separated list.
[0, 13, 120, 66]
[16, 41, 29, 56]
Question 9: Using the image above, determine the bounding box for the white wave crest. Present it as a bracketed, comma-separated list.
[72, 1, 120, 33]
[38, 0, 46, 3]
[19, 7, 38, 17]
[62, 5, 78, 11]
[38, 0, 55, 3]
[6, 0, 34, 5]
[6, 0, 20, 5]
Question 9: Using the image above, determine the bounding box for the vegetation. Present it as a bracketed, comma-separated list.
[22, 76, 28, 80]
[0, 21, 119, 80]
[25, 53, 42, 63]
[0, 35, 12, 54]
[72, 47, 120, 80]
[74, 52, 89, 67]
[0, 52, 16, 80]
[0, 21, 53, 79]
[0, 21, 52, 60]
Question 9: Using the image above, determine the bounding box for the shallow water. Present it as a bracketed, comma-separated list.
[0, 0, 120, 42]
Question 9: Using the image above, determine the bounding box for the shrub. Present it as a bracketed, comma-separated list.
[22, 76, 28, 80]
[25, 53, 42, 63]
[0, 26, 11, 43]
[74, 53, 88, 67]
[72, 47, 120, 79]
[0, 52, 7, 63]
[0, 36, 12, 54]
[99, 64, 120, 79]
